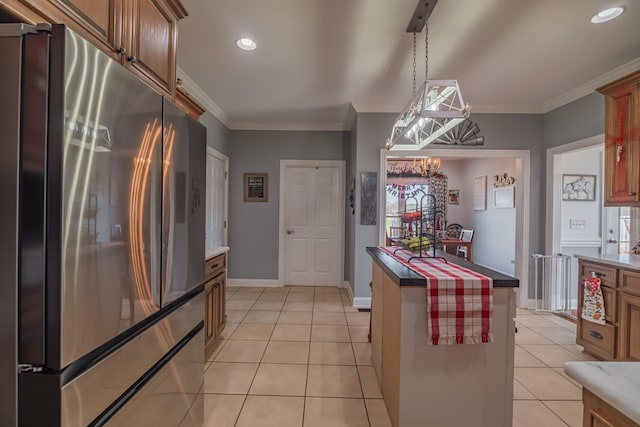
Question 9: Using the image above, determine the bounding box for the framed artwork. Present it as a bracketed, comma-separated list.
[562, 174, 596, 201]
[360, 172, 377, 225]
[494, 186, 515, 208]
[448, 189, 460, 205]
[244, 173, 268, 202]
[473, 175, 487, 210]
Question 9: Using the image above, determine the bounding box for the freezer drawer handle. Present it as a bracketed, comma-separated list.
[589, 330, 603, 340]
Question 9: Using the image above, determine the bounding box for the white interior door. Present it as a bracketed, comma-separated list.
[282, 162, 343, 286]
[603, 207, 621, 256]
[205, 148, 228, 249]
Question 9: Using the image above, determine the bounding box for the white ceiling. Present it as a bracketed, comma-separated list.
[177, 0, 640, 130]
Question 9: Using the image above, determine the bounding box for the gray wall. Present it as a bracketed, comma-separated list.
[227, 130, 349, 279]
[351, 112, 544, 299]
[200, 111, 230, 154]
[543, 92, 604, 149]
[344, 117, 358, 290]
[353, 114, 397, 300]
[198, 89, 605, 302]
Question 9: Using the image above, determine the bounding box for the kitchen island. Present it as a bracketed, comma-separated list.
[367, 247, 519, 427]
[565, 361, 640, 427]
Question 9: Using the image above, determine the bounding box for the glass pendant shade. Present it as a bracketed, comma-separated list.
[387, 79, 470, 151]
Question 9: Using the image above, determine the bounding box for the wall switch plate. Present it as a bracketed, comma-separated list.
[569, 219, 587, 229]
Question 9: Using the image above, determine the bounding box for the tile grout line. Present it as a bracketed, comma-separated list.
[231, 288, 267, 427]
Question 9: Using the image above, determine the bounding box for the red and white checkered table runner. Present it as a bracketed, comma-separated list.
[380, 247, 493, 345]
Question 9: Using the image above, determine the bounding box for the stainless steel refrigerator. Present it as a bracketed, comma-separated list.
[0, 23, 206, 426]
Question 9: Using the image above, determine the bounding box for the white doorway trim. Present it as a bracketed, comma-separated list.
[278, 159, 346, 286]
[545, 134, 604, 256]
[379, 148, 531, 308]
[206, 146, 229, 245]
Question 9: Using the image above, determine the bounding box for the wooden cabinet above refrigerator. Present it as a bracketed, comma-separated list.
[597, 70, 640, 206]
[2, 0, 186, 98]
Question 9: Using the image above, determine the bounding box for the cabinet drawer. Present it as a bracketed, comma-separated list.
[580, 261, 617, 288]
[205, 254, 226, 279]
[578, 321, 616, 360]
[619, 269, 640, 296]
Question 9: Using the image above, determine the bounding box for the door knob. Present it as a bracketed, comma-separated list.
[607, 238, 618, 243]
[286, 230, 294, 235]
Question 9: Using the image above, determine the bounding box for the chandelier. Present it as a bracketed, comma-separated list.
[387, 0, 470, 152]
[414, 157, 441, 177]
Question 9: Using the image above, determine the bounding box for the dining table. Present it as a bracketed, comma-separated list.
[439, 238, 473, 261]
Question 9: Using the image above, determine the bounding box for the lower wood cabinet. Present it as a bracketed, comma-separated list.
[619, 292, 640, 361]
[577, 259, 640, 361]
[582, 388, 639, 427]
[204, 253, 226, 357]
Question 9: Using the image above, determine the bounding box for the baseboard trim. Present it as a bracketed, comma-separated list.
[227, 279, 282, 288]
[353, 297, 371, 309]
[342, 281, 354, 305]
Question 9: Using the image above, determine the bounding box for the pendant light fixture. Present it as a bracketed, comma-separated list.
[387, 0, 470, 151]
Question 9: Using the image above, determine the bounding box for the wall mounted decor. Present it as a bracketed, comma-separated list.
[562, 174, 596, 201]
[244, 173, 268, 202]
[493, 173, 515, 187]
[360, 172, 377, 225]
[473, 175, 487, 210]
[494, 187, 515, 208]
[448, 189, 460, 205]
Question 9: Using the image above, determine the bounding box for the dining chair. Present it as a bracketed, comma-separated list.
[458, 229, 474, 259]
[445, 223, 463, 239]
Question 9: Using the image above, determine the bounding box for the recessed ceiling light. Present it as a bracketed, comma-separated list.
[591, 6, 625, 23]
[236, 38, 257, 51]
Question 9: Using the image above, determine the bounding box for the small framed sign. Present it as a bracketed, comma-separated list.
[244, 173, 268, 202]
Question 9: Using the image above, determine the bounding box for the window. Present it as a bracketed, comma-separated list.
[620, 206, 631, 254]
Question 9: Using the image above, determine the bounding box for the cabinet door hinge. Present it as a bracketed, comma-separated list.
[224, 220, 227, 228]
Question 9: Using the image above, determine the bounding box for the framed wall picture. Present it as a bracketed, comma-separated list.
[562, 174, 596, 201]
[494, 186, 515, 208]
[360, 172, 377, 225]
[244, 173, 268, 202]
[473, 175, 486, 210]
[448, 189, 460, 205]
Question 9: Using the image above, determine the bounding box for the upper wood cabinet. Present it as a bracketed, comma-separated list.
[597, 70, 640, 206]
[5, 0, 186, 97]
[124, 0, 185, 97]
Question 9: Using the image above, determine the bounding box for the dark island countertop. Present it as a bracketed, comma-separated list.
[367, 246, 519, 288]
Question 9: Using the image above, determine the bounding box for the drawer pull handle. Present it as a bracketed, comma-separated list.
[589, 330, 603, 340]
[210, 263, 220, 269]
[588, 271, 604, 278]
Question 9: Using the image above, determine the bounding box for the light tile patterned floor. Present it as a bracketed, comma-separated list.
[204, 287, 593, 426]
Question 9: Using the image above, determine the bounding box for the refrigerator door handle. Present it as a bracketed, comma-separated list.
[19, 30, 51, 366]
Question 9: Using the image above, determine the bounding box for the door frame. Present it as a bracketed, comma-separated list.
[379, 148, 531, 308]
[545, 134, 604, 256]
[206, 146, 229, 245]
[278, 159, 346, 286]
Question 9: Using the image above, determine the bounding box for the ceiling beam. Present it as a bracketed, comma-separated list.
[406, 0, 437, 33]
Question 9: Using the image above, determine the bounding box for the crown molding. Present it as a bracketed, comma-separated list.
[470, 105, 543, 114]
[351, 102, 407, 113]
[229, 121, 349, 131]
[176, 67, 232, 128]
[542, 57, 640, 113]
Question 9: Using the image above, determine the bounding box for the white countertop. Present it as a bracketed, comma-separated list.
[575, 253, 640, 271]
[564, 361, 640, 424]
[205, 246, 229, 260]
